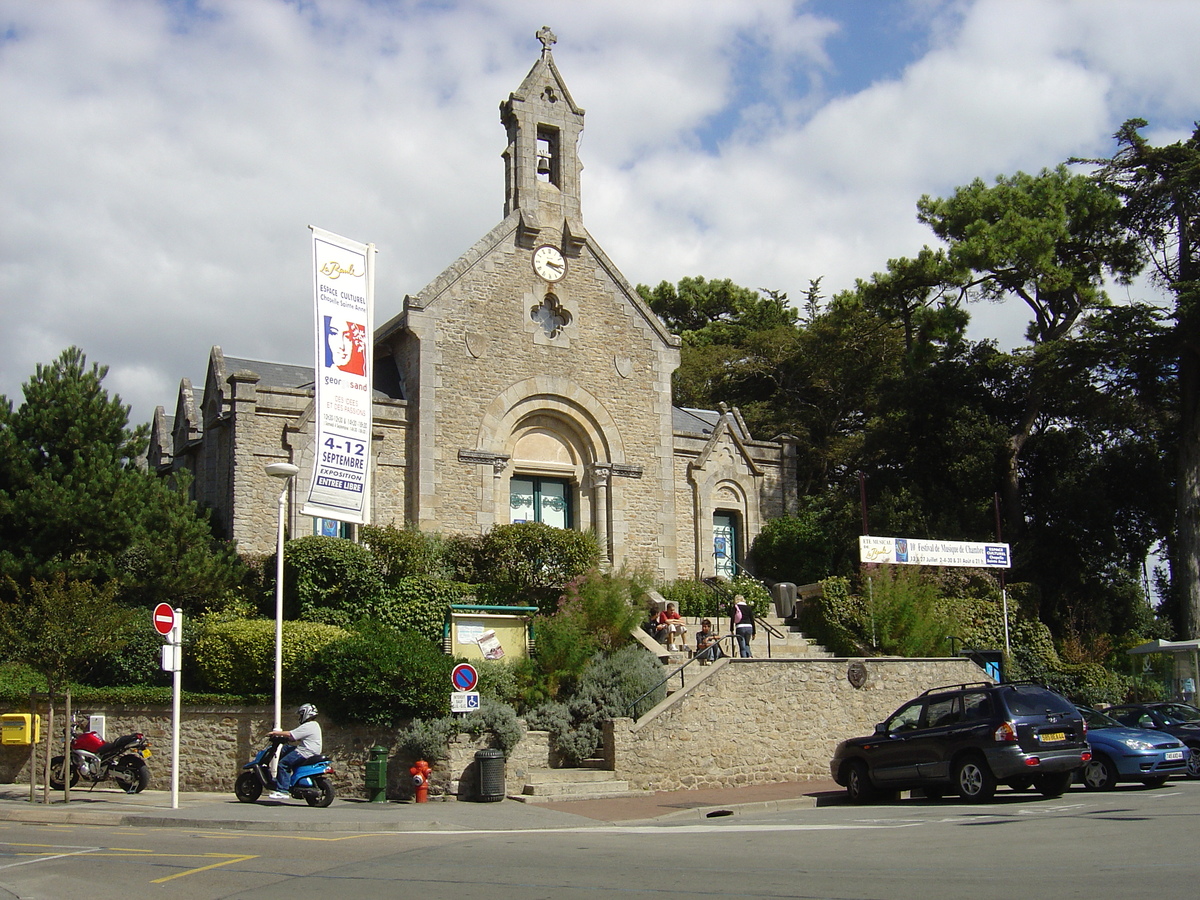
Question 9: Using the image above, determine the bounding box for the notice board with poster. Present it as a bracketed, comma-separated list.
[446, 607, 533, 663]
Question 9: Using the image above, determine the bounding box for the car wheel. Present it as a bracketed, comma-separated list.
[1186, 746, 1200, 779]
[1034, 771, 1074, 798]
[1142, 776, 1169, 788]
[953, 755, 996, 802]
[1082, 755, 1117, 791]
[845, 761, 876, 805]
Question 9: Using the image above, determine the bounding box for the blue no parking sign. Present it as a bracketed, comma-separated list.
[451, 663, 479, 692]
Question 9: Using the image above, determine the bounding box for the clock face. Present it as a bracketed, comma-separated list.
[532, 245, 566, 282]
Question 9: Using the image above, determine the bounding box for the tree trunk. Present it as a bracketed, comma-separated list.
[1175, 324, 1200, 638]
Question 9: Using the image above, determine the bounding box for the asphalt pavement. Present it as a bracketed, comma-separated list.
[0, 779, 844, 832]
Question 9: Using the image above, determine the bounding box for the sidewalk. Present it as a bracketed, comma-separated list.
[0, 780, 845, 832]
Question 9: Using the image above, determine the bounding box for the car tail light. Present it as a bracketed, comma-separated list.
[1081, 751, 1091, 762]
[993, 721, 1018, 742]
[1024, 757, 1040, 767]
[1081, 720, 1087, 738]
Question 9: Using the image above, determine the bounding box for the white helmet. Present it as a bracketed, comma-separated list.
[296, 703, 318, 723]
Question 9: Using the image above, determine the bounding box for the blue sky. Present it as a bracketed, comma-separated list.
[1, 0, 1198, 424]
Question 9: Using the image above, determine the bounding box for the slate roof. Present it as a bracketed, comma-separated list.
[673, 406, 721, 436]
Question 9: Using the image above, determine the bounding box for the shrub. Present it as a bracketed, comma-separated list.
[399, 698, 525, 763]
[361, 525, 454, 580]
[863, 566, 954, 657]
[749, 508, 836, 586]
[190, 617, 348, 694]
[796, 576, 871, 657]
[374, 575, 470, 644]
[656, 579, 716, 618]
[305, 623, 453, 725]
[272, 536, 385, 625]
[470, 523, 600, 611]
[526, 644, 665, 764]
[397, 716, 459, 763]
[560, 567, 650, 652]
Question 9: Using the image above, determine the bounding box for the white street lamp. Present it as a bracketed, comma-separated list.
[265, 462, 300, 730]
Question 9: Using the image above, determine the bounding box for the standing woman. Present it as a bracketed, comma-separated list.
[731, 595, 755, 658]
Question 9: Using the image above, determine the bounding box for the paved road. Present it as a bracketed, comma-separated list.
[1, 781, 1197, 898]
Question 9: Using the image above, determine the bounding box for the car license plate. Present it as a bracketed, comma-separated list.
[1166, 750, 1184, 761]
[1038, 731, 1065, 743]
[141, 749, 152, 759]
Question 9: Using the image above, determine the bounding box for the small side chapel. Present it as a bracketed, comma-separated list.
[150, 29, 796, 580]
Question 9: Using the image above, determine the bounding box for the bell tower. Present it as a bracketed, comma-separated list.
[500, 27, 586, 247]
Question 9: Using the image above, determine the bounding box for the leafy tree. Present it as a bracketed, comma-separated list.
[0, 347, 244, 611]
[915, 167, 1143, 543]
[1079, 119, 1200, 637]
[638, 277, 799, 416]
[0, 574, 136, 699]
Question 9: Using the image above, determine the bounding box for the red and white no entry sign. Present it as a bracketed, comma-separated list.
[152, 602, 176, 636]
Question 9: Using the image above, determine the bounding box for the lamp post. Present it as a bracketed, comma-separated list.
[265, 462, 299, 730]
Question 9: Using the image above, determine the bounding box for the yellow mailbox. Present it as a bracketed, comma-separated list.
[1, 713, 41, 745]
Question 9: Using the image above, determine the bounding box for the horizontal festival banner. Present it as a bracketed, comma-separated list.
[859, 535, 1011, 569]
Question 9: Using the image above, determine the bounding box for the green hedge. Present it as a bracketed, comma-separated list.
[305, 623, 454, 726]
[191, 618, 348, 694]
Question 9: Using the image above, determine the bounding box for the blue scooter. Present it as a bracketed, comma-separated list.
[235, 735, 336, 807]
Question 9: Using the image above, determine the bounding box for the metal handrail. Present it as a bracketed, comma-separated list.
[624, 634, 737, 717]
[700, 577, 785, 656]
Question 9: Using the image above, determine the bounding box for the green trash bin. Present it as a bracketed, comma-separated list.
[475, 748, 505, 802]
[365, 746, 388, 802]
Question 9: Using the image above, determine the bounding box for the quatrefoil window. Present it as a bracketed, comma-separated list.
[531, 293, 570, 338]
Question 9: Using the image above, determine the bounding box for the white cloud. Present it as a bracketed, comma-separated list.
[0, 0, 1195, 423]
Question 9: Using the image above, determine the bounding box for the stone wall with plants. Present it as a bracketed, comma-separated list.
[0, 705, 553, 800]
[607, 656, 985, 791]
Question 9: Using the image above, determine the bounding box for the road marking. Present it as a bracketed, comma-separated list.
[0, 842, 100, 870]
[149, 853, 259, 883]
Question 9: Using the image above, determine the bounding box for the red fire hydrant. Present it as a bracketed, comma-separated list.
[410, 759, 431, 803]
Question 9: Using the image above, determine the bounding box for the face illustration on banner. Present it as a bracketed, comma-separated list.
[323, 316, 367, 376]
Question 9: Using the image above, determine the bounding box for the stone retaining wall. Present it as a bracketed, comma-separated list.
[606, 656, 985, 791]
[0, 706, 551, 801]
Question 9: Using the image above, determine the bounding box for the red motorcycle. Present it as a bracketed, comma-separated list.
[49, 715, 152, 793]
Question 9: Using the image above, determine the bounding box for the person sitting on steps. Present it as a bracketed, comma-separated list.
[696, 618, 723, 664]
[655, 602, 688, 651]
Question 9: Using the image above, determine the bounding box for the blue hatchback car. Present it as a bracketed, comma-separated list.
[1076, 706, 1188, 789]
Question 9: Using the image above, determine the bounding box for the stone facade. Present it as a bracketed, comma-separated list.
[1, 659, 983, 797]
[149, 33, 794, 578]
[607, 657, 987, 791]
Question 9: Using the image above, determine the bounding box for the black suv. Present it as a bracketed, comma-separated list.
[831, 682, 1090, 803]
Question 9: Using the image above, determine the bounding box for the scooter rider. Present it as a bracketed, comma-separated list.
[267, 703, 322, 799]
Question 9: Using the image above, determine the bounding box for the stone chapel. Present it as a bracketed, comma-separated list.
[150, 29, 797, 580]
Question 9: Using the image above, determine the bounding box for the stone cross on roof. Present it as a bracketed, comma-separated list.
[536, 25, 557, 58]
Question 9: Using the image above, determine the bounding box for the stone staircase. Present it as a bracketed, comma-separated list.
[512, 764, 641, 803]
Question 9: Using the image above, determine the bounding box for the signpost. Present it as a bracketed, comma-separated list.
[153, 604, 182, 809]
[450, 663, 479, 714]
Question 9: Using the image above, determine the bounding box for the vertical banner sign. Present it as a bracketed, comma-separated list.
[304, 227, 375, 525]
